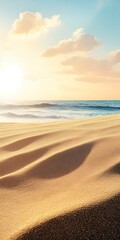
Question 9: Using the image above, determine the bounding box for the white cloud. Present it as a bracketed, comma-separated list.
[62, 55, 120, 83]
[43, 28, 101, 57]
[109, 49, 120, 63]
[11, 12, 61, 38]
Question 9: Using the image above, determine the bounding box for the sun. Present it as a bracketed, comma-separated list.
[0, 61, 23, 100]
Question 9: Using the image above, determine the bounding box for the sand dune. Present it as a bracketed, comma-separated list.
[0, 115, 120, 240]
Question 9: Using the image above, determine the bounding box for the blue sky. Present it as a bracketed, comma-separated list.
[0, 0, 120, 51]
[0, 0, 120, 100]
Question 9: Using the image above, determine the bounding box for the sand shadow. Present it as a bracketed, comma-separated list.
[3, 135, 41, 152]
[23, 142, 93, 179]
[0, 144, 50, 177]
[0, 142, 92, 188]
[2, 132, 52, 152]
[14, 194, 120, 240]
[108, 163, 120, 175]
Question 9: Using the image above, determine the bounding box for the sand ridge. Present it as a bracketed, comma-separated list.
[0, 114, 120, 239]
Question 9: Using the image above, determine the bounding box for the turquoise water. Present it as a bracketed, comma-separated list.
[0, 100, 120, 122]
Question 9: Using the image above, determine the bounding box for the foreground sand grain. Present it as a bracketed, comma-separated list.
[0, 115, 120, 239]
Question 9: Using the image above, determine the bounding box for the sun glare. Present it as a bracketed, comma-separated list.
[0, 62, 23, 100]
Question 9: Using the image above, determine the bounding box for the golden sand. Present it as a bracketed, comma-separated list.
[0, 114, 120, 239]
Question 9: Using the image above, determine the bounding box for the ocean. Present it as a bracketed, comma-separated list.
[0, 100, 120, 122]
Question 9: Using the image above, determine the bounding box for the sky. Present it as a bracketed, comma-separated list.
[0, 0, 120, 102]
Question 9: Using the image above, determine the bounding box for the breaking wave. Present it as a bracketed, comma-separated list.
[0, 103, 58, 110]
[0, 112, 69, 120]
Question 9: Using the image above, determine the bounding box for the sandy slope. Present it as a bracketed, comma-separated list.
[0, 115, 120, 240]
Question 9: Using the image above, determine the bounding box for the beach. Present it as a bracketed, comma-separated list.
[0, 114, 120, 239]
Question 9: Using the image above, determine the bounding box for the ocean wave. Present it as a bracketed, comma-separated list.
[0, 103, 58, 110]
[0, 112, 69, 120]
[76, 105, 120, 111]
[0, 102, 120, 112]
[1, 112, 40, 119]
[0, 101, 120, 121]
